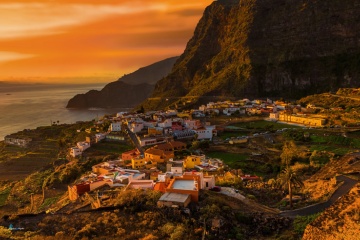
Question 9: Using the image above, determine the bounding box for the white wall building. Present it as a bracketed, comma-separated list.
[116, 112, 128, 118]
[77, 141, 91, 152]
[70, 147, 82, 157]
[193, 125, 215, 140]
[129, 122, 144, 133]
[143, 121, 158, 128]
[110, 122, 122, 132]
[171, 166, 183, 174]
[95, 133, 107, 142]
[158, 118, 172, 128]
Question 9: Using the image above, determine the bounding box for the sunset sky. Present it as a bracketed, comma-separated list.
[0, 0, 212, 83]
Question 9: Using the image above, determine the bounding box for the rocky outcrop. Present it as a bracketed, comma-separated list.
[66, 82, 155, 109]
[145, 0, 360, 109]
[66, 56, 178, 108]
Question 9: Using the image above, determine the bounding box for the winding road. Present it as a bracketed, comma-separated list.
[280, 175, 358, 218]
[218, 176, 358, 218]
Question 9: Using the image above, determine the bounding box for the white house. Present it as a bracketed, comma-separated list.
[70, 147, 82, 157]
[158, 118, 172, 128]
[116, 112, 128, 118]
[170, 166, 183, 174]
[183, 172, 215, 190]
[77, 141, 91, 152]
[193, 125, 215, 140]
[143, 120, 158, 128]
[223, 107, 240, 116]
[110, 122, 122, 132]
[95, 133, 107, 142]
[129, 122, 144, 133]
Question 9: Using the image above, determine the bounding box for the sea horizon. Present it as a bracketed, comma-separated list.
[0, 83, 130, 140]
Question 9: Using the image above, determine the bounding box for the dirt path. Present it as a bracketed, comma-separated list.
[220, 187, 280, 214]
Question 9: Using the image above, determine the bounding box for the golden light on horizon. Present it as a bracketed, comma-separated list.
[0, 0, 213, 83]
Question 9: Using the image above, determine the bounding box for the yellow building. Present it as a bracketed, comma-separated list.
[183, 155, 201, 169]
[279, 112, 326, 126]
[131, 157, 145, 169]
[131, 157, 157, 169]
[148, 127, 163, 136]
[144, 148, 174, 163]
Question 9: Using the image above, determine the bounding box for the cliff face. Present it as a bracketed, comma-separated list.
[147, 0, 360, 109]
[66, 56, 178, 108]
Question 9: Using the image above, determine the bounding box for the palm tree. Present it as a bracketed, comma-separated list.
[277, 167, 304, 209]
[280, 140, 298, 167]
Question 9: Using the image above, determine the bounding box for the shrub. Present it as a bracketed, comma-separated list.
[293, 213, 321, 236]
[0, 226, 12, 238]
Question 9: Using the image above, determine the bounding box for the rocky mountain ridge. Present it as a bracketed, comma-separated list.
[66, 56, 178, 108]
[144, 0, 360, 109]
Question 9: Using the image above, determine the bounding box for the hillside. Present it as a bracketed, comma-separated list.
[302, 182, 360, 239]
[144, 0, 360, 110]
[66, 57, 178, 109]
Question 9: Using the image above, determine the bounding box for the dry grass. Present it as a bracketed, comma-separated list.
[303, 183, 360, 239]
[303, 177, 337, 202]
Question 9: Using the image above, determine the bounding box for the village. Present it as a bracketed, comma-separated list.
[2, 95, 360, 239]
[48, 97, 330, 209]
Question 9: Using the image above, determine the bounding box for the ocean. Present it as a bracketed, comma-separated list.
[0, 83, 129, 140]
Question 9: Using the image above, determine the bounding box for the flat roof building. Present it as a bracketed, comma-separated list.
[157, 192, 191, 208]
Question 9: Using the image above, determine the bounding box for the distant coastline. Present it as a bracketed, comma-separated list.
[0, 83, 127, 140]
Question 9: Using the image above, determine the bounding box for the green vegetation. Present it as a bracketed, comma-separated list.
[40, 196, 61, 211]
[293, 213, 321, 236]
[230, 120, 301, 131]
[308, 134, 360, 156]
[309, 145, 350, 156]
[310, 135, 360, 148]
[0, 187, 11, 207]
[88, 142, 132, 154]
[219, 131, 249, 140]
[277, 167, 304, 209]
[206, 151, 248, 165]
[205, 151, 273, 176]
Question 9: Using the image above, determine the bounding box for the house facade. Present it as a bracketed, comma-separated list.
[183, 155, 203, 169]
[110, 122, 122, 132]
[4, 136, 32, 147]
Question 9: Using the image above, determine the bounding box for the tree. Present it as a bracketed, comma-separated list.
[277, 167, 304, 209]
[280, 140, 298, 166]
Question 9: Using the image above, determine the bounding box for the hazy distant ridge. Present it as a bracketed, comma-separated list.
[66, 56, 178, 108]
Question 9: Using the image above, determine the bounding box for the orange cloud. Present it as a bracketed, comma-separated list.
[0, 0, 213, 83]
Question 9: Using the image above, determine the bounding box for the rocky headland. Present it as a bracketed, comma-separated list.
[66, 56, 178, 108]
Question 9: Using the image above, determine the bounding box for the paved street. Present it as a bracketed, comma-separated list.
[280, 175, 358, 218]
[220, 187, 246, 200]
[123, 125, 144, 155]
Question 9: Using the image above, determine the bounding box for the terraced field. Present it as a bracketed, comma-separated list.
[0, 139, 59, 181]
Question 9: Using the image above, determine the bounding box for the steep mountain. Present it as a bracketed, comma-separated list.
[66, 56, 178, 108]
[144, 0, 360, 109]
